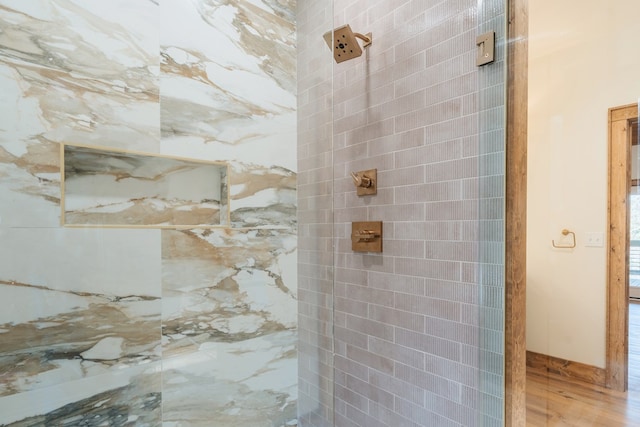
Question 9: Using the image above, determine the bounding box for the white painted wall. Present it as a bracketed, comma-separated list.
[527, 0, 640, 368]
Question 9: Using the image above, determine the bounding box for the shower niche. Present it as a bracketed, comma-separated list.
[61, 144, 229, 228]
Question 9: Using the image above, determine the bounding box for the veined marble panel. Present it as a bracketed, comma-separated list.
[162, 228, 298, 426]
[63, 144, 229, 227]
[0, 362, 161, 426]
[162, 331, 297, 427]
[0, 0, 299, 425]
[0, 228, 161, 296]
[0, 228, 161, 399]
[159, 0, 298, 230]
[0, 280, 161, 397]
[229, 162, 296, 228]
[160, 0, 297, 172]
[0, 141, 61, 227]
[0, 1, 160, 153]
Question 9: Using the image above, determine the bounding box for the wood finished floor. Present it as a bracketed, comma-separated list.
[526, 302, 640, 426]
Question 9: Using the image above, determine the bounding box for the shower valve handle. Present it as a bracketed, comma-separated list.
[351, 171, 372, 188]
[353, 229, 380, 242]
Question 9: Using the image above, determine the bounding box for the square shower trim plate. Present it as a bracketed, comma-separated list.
[351, 221, 383, 253]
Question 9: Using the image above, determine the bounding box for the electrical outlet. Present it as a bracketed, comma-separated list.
[585, 232, 604, 247]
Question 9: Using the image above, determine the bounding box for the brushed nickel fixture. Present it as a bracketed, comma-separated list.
[323, 24, 372, 63]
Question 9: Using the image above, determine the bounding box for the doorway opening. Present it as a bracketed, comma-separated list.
[607, 103, 639, 391]
[628, 119, 640, 299]
[506, 0, 640, 424]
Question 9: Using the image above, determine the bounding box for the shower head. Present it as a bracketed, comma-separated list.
[323, 24, 372, 64]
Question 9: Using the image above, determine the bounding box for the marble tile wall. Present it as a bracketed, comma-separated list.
[0, 0, 297, 426]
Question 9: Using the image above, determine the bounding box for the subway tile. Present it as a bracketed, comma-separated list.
[395, 292, 461, 321]
[368, 400, 422, 427]
[394, 396, 461, 427]
[381, 239, 425, 258]
[345, 187, 395, 208]
[341, 152, 396, 174]
[379, 165, 425, 187]
[424, 353, 480, 388]
[369, 304, 426, 334]
[395, 99, 462, 133]
[425, 200, 479, 221]
[423, 316, 480, 347]
[367, 203, 425, 222]
[334, 354, 370, 382]
[337, 253, 394, 274]
[371, 128, 426, 158]
[335, 325, 369, 350]
[395, 363, 459, 402]
[425, 156, 478, 183]
[346, 313, 395, 341]
[424, 241, 478, 262]
[346, 374, 395, 410]
[369, 369, 425, 406]
[424, 279, 478, 304]
[335, 383, 370, 415]
[368, 271, 426, 295]
[335, 296, 369, 318]
[395, 257, 461, 281]
[394, 139, 463, 169]
[395, 181, 462, 204]
[346, 345, 395, 375]
[334, 267, 369, 286]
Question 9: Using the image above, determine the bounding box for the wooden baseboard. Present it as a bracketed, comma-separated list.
[526, 350, 606, 387]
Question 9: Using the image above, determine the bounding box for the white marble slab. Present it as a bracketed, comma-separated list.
[161, 228, 297, 425]
[160, 0, 297, 172]
[162, 331, 297, 427]
[0, 0, 299, 425]
[0, 362, 161, 426]
[0, 142, 61, 228]
[0, 227, 161, 296]
[0, 228, 162, 398]
[0, 0, 160, 153]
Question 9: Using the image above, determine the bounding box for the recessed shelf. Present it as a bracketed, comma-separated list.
[61, 144, 229, 228]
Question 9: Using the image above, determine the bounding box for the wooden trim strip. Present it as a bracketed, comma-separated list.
[527, 351, 606, 387]
[505, 0, 528, 425]
[606, 104, 637, 391]
[610, 104, 639, 122]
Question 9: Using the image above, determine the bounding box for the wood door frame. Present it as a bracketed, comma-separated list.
[505, 0, 528, 425]
[607, 103, 638, 391]
[505, 0, 639, 422]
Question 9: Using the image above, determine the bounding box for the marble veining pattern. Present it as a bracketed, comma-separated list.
[0, 0, 297, 425]
[63, 145, 228, 227]
[0, 227, 162, 425]
[0, 141, 61, 227]
[159, 0, 298, 175]
[0, 1, 160, 153]
[162, 228, 297, 426]
[0, 279, 163, 425]
[228, 162, 296, 228]
[1, 363, 161, 426]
